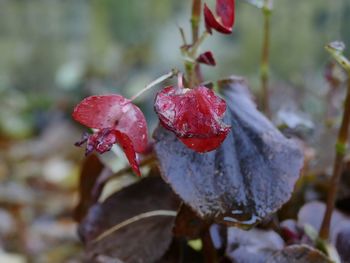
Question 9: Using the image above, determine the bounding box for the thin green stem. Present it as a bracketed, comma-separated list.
[319, 44, 350, 240]
[190, 31, 209, 58]
[93, 210, 177, 243]
[130, 69, 178, 101]
[185, 31, 209, 89]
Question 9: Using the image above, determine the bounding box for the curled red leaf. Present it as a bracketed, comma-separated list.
[72, 94, 148, 176]
[114, 130, 141, 176]
[197, 51, 216, 66]
[204, 0, 235, 34]
[154, 86, 231, 152]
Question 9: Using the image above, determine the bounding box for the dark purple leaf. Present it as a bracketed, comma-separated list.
[336, 225, 350, 263]
[226, 227, 284, 263]
[79, 177, 179, 262]
[267, 245, 332, 263]
[154, 76, 303, 227]
[197, 51, 216, 66]
[73, 154, 105, 223]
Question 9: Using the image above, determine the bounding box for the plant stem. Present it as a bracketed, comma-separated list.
[191, 0, 202, 43]
[185, 0, 204, 89]
[319, 55, 350, 240]
[260, 1, 272, 118]
[190, 31, 209, 58]
[130, 69, 178, 101]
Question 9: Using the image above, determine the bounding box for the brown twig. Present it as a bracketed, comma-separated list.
[185, 0, 203, 89]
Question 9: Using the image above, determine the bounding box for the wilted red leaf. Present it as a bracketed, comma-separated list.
[204, 0, 235, 34]
[114, 130, 140, 176]
[154, 86, 230, 153]
[197, 51, 216, 66]
[73, 95, 147, 152]
[73, 94, 148, 175]
[79, 176, 179, 262]
[154, 76, 303, 227]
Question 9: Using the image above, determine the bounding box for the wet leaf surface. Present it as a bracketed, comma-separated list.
[154, 76, 304, 227]
[267, 245, 332, 263]
[154, 85, 230, 153]
[225, 227, 284, 263]
[79, 177, 179, 263]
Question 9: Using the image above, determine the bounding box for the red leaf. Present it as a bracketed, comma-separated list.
[204, 0, 235, 34]
[180, 132, 229, 153]
[154, 86, 230, 152]
[197, 51, 216, 66]
[72, 95, 148, 152]
[73, 94, 148, 176]
[114, 131, 141, 176]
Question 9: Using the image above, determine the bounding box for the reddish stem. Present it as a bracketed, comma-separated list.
[185, 0, 203, 89]
[191, 0, 202, 43]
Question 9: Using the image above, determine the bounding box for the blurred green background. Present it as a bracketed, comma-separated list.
[0, 0, 349, 262]
[0, 0, 349, 139]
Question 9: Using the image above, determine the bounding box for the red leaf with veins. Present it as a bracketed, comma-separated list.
[197, 51, 216, 66]
[72, 95, 147, 152]
[72, 94, 148, 176]
[154, 86, 230, 152]
[204, 0, 235, 34]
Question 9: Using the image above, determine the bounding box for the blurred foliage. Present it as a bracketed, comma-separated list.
[0, 1, 348, 136]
